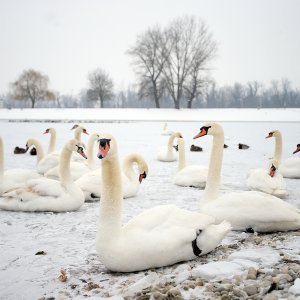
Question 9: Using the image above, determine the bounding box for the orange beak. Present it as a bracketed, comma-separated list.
[293, 146, 300, 154]
[97, 144, 110, 159]
[193, 129, 207, 139]
[269, 165, 276, 177]
[265, 133, 272, 139]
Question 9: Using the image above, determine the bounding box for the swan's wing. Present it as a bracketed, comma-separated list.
[175, 165, 208, 187]
[37, 153, 59, 174]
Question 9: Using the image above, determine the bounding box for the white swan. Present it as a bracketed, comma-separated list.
[75, 153, 148, 201]
[246, 158, 288, 198]
[174, 137, 208, 188]
[194, 122, 300, 233]
[43, 127, 56, 153]
[157, 132, 182, 162]
[96, 133, 231, 272]
[266, 130, 300, 178]
[71, 125, 89, 162]
[44, 133, 99, 181]
[0, 139, 86, 212]
[0, 136, 41, 195]
[161, 122, 174, 136]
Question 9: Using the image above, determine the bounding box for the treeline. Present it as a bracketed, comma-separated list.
[1, 16, 299, 109]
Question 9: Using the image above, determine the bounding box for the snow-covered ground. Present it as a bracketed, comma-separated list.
[0, 109, 300, 299]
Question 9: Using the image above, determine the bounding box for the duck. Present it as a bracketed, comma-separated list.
[174, 137, 207, 188]
[0, 139, 86, 212]
[44, 133, 100, 181]
[13, 146, 27, 154]
[266, 130, 300, 179]
[246, 158, 288, 198]
[161, 122, 174, 136]
[96, 133, 231, 272]
[43, 127, 56, 153]
[193, 122, 300, 233]
[157, 132, 182, 162]
[0, 136, 41, 195]
[75, 153, 148, 201]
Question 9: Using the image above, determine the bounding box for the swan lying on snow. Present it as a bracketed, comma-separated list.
[174, 137, 208, 188]
[194, 122, 300, 233]
[0, 136, 41, 195]
[157, 132, 182, 162]
[0, 139, 86, 212]
[75, 152, 148, 201]
[266, 130, 300, 179]
[96, 133, 231, 272]
[246, 158, 288, 198]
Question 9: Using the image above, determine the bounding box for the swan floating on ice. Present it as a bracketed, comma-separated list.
[157, 132, 182, 162]
[174, 137, 207, 188]
[75, 152, 148, 201]
[0, 139, 86, 212]
[194, 122, 300, 233]
[266, 130, 300, 179]
[96, 133, 231, 272]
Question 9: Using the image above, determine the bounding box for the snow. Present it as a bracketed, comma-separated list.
[289, 278, 300, 296]
[0, 108, 300, 299]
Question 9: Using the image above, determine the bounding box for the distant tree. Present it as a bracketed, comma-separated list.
[163, 16, 217, 109]
[127, 26, 169, 108]
[10, 69, 55, 108]
[87, 68, 114, 108]
[231, 83, 245, 108]
[245, 81, 262, 108]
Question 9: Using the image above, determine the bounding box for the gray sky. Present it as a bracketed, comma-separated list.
[0, 0, 299, 95]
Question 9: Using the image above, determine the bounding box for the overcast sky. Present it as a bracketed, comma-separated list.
[0, 0, 299, 95]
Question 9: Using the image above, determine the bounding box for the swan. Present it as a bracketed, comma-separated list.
[174, 137, 208, 188]
[161, 122, 174, 136]
[71, 125, 89, 162]
[96, 133, 231, 272]
[193, 122, 300, 233]
[44, 133, 100, 181]
[0, 136, 41, 195]
[157, 132, 182, 162]
[43, 127, 56, 153]
[266, 130, 300, 178]
[0, 139, 86, 212]
[246, 158, 288, 198]
[75, 153, 148, 201]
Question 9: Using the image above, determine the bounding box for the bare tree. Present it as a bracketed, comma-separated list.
[127, 26, 169, 108]
[10, 69, 55, 108]
[87, 68, 114, 108]
[245, 81, 262, 108]
[163, 16, 217, 109]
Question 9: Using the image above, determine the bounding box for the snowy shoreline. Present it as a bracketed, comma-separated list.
[0, 108, 300, 123]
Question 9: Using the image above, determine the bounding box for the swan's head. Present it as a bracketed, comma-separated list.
[90, 133, 100, 142]
[25, 138, 38, 151]
[193, 122, 223, 139]
[171, 132, 183, 139]
[66, 139, 87, 159]
[293, 144, 300, 154]
[43, 128, 55, 135]
[138, 158, 148, 184]
[268, 159, 278, 177]
[265, 130, 281, 139]
[97, 134, 116, 160]
[71, 124, 89, 135]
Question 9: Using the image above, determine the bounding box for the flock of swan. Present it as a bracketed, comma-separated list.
[0, 122, 299, 272]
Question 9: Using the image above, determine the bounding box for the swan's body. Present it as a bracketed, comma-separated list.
[96, 134, 230, 272]
[267, 130, 300, 179]
[157, 132, 182, 162]
[194, 122, 300, 233]
[44, 133, 99, 181]
[174, 138, 207, 188]
[75, 153, 148, 201]
[0, 137, 41, 195]
[161, 122, 174, 136]
[0, 139, 86, 212]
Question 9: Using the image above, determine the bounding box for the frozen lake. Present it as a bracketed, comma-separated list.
[0, 118, 300, 299]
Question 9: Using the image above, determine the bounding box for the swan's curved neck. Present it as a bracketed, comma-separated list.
[30, 139, 45, 163]
[202, 132, 224, 206]
[59, 145, 73, 188]
[178, 138, 186, 171]
[274, 133, 282, 163]
[0, 137, 4, 182]
[167, 134, 176, 154]
[99, 152, 122, 237]
[123, 154, 138, 181]
[74, 128, 82, 141]
[48, 130, 56, 153]
[87, 134, 97, 168]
